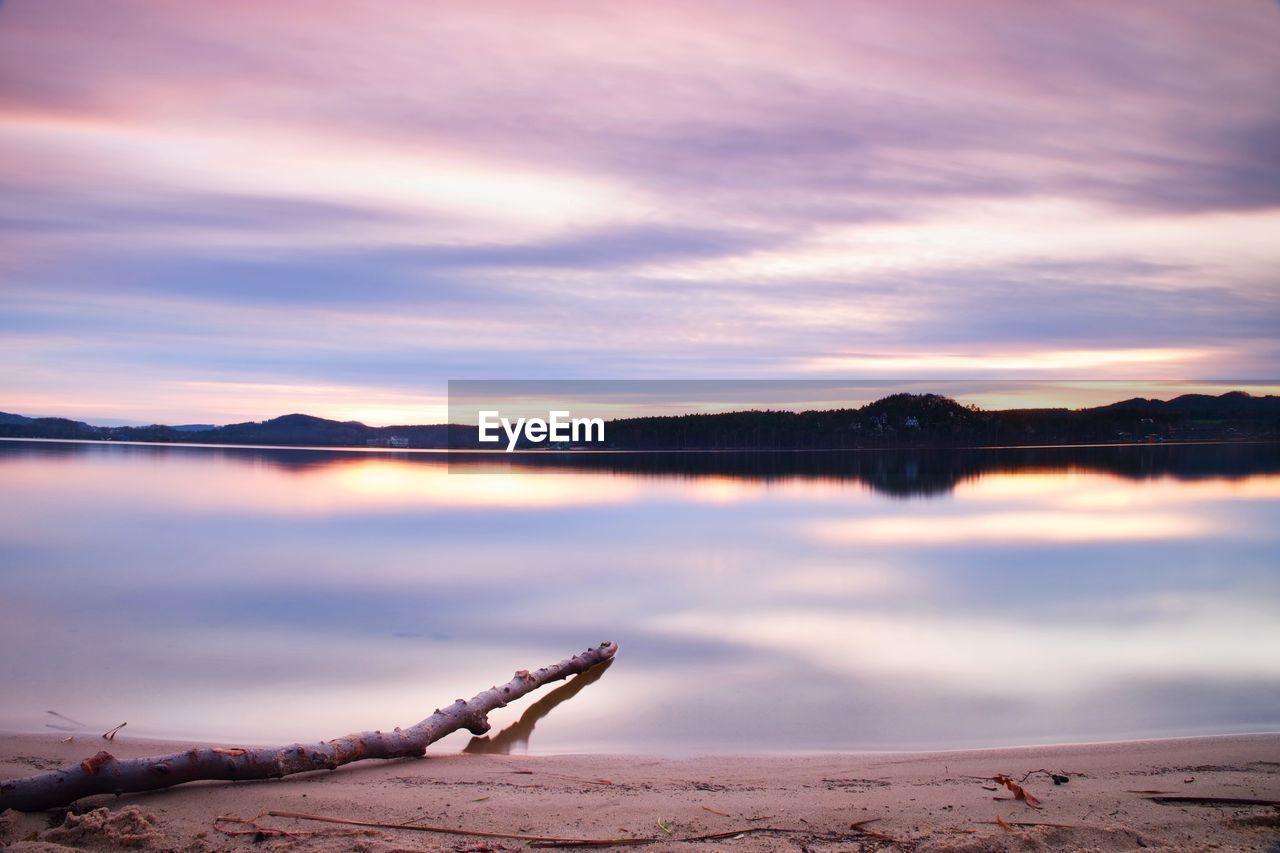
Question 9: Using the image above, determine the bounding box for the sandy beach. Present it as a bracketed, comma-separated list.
[2, 732, 1277, 851]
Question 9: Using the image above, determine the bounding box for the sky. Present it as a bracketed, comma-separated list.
[1, 1, 1278, 425]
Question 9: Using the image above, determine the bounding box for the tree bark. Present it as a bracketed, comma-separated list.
[0, 641, 617, 812]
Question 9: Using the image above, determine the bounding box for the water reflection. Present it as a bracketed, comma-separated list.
[809, 509, 1213, 544]
[0, 439, 1276, 752]
[5, 438, 1277, 498]
[452, 442, 1280, 497]
[464, 659, 613, 754]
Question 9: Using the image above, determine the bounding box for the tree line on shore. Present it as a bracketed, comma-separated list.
[1, 391, 1277, 450]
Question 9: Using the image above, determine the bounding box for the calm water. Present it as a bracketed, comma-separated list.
[1, 439, 1277, 754]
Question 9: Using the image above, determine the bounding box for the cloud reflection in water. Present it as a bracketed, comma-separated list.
[0, 440, 1275, 751]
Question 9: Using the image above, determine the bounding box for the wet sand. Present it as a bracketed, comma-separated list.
[2, 732, 1278, 851]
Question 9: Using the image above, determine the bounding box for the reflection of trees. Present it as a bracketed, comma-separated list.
[481, 443, 1280, 498]
[462, 658, 613, 755]
[3, 439, 1277, 499]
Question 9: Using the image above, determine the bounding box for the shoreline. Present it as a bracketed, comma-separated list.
[5, 721, 1277, 756]
[4, 732, 1278, 851]
[2, 434, 1272, 455]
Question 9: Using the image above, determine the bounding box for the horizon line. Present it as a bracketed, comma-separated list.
[4, 386, 1276, 431]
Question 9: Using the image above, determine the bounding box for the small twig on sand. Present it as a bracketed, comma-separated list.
[1146, 796, 1280, 807]
[101, 722, 126, 741]
[508, 769, 613, 786]
[231, 810, 895, 849]
[221, 811, 556, 842]
[213, 815, 311, 840]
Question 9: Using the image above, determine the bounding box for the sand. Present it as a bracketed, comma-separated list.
[2, 732, 1278, 851]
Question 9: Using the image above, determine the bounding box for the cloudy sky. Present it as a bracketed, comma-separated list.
[2, 1, 1278, 424]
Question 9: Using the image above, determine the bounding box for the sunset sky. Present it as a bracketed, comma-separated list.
[2, 1, 1278, 425]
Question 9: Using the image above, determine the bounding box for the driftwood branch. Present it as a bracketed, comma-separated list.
[0, 641, 618, 812]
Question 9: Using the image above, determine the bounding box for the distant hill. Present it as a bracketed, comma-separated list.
[0, 391, 1276, 450]
[1096, 392, 1280, 417]
[0, 411, 454, 449]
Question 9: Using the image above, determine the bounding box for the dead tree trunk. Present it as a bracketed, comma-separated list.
[0, 641, 617, 812]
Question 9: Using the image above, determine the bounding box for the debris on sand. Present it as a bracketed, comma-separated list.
[44, 805, 163, 848]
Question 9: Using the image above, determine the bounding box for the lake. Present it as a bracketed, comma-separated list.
[1, 439, 1277, 754]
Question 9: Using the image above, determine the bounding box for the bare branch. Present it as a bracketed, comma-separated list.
[0, 641, 617, 812]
